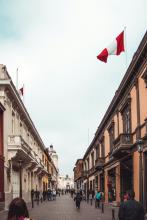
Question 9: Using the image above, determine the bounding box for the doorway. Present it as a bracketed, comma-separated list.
[120, 156, 133, 200]
[12, 171, 19, 198]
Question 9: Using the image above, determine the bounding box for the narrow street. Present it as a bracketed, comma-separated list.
[0, 194, 119, 220]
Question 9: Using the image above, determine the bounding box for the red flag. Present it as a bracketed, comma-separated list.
[97, 31, 125, 63]
[19, 87, 24, 96]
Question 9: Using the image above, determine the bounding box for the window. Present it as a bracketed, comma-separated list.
[95, 144, 100, 159]
[87, 158, 89, 170]
[12, 111, 15, 134]
[20, 122, 22, 135]
[122, 104, 131, 134]
[84, 162, 87, 171]
[101, 137, 105, 158]
[108, 123, 115, 151]
[91, 152, 94, 168]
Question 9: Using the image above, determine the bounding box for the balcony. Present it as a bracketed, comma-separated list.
[111, 133, 133, 158]
[95, 157, 105, 170]
[7, 135, 38, 170]
[89, 167, 95, 176]
[83, 170, 89, 179]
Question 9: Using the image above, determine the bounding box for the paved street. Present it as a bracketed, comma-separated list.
[0, 194, 120, 220]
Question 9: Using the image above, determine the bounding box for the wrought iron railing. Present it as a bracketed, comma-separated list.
[95, 157, 105, 169]
[113, 133, 133, 149]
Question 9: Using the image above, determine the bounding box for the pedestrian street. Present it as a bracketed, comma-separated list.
[0, 194, 120, 220]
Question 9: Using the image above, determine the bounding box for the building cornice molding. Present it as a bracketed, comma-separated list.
[0, 65, 46, 150]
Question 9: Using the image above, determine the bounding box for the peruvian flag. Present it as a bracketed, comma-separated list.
[19, 86, 24, 96]
[97, 31, 125, 63]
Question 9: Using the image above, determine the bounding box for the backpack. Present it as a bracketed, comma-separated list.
[96, 192, 101, 200]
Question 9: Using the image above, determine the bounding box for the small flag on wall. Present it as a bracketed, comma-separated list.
[97, 31, 125, 63]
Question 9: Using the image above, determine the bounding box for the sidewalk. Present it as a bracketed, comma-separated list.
[0, 195, 146, 220]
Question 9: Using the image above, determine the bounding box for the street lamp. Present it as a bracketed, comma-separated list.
[18, 160, 23, 198]
[137, 139, 143, 205]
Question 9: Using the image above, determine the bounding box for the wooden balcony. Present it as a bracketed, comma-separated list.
[74, 171, 84, 181]
[95, 157, 105, 170]
[89, 167, 95, 176]
[83, 170, 89, 178]
[112, 133, 133, 158]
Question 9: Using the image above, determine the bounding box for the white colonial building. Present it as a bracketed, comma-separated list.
[0, 65, 58, 210]
[58, 175, 74, 190]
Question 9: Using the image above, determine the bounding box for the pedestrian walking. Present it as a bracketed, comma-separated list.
[42, 190, 46, 201]
[82, 191, 86, 201]
[47, 189, 52, 201]
[95, 190, 101, 208]
[118, 190, 145, 220]
[89, 190, 93, 205]
[52, 189, 56, 200]
[7, 197, 32, 220]
[74, 191, 82, 209]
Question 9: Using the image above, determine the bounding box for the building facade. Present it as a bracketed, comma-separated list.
[73, 159, 84, 190]
[48, 145, 59, 171]
[45, 146, 58, 189]
[58, 175, 74, 190]
[0, 65, 58, 209]
[74, 31, 147, 210]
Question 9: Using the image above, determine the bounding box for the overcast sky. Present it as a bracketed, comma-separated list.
[0, 0, 146, 177]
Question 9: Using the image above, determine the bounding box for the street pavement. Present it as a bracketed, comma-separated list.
[0, 194, 120, 220]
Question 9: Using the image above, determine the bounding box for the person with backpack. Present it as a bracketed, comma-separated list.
[95, 190, 101, 208]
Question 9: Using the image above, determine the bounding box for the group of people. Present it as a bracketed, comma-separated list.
[31, 188, 57, 202]
[6, 189, 145, 220]
[73, 189, 145, 220]
[73, 189, 102, 209]
[42, 189, 57, 201]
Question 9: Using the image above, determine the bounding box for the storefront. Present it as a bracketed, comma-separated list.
[107, 168, 116, 202]
[100, 173, 105, 193]
[120, 156, 133, 201]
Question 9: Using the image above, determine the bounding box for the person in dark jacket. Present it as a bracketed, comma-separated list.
[118, 190, 144, 220]
[74, 192, 82, 209]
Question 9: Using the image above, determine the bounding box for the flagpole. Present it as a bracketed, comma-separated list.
[16, 68, 18, 90]
[124, 26, 128, 69]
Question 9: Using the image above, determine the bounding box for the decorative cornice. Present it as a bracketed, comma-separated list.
[0, 65, 46, 151]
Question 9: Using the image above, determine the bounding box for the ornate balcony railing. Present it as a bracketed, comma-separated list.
[74, 171, 84, 181]
[83, 170, 89, 178]
[95, 157, 105, 170]
[89, 167, 95, 175]
[8, 135, 32, 153]
[112, 133, 133, 157]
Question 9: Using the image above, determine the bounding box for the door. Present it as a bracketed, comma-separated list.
[120, 157, 133, 201]
[12, 171, 19, 198]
